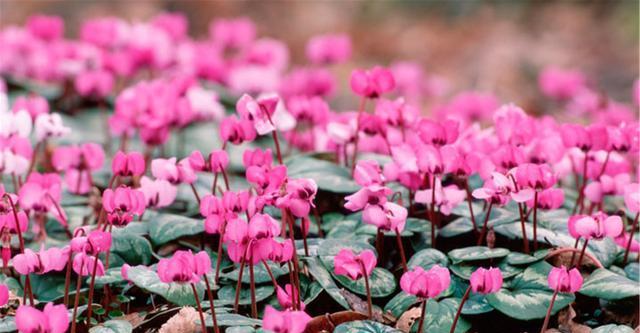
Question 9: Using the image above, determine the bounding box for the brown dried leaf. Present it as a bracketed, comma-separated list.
[340, 288, 394, 324]
[303, 311, 368, 333]
[395, 306, 422, 333]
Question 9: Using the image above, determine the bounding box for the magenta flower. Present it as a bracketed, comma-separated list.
[189, 150, 229, 173]
[16, 302, 69, 333]
[276, 178, 317, 218]
[493, 104, 535, 146]
[306, 33, 351, 65]
[209, 17, 256, 50]
[350, 67, 395, 98]
[26, 14, 64, 41]
[246, 165, 287, 197]
[560, 123, 608, 152]
[415, 179, 467, 215]
[277, 283, 304, 310]
[75, 69, 114, 99]
[139, 176, 177, 208]
[418, 119, 459, 146]
[333, 249, 376, 280]
[242, 148, 273, 169]
[344, 185, 392, 220]
[112, 151, 145, 177]
[236, 94, 295, 136]
[19, 173, 63, 218]
[11, 95, 49, 121]
[0, 284, 7, 307]
[400, 265, 451, 298]
[470, 267, 503, 294]
[548, 266, 583, 293]
[52, 143, 104, 172]
[353, 160, 384, 187]
[568, 213, 623, 240]
[624, 183, 639, 213]
[526, 188, 564, 210]
[13, 247, 68, 275]
[538, 67, 586, 100]
[220, 115, 257, 145]
[157, 250, 210, 284]
[262, 305, 311, 333]
[72, 253, 105, 276]
[151, 157, 197, 185]
[416, 145, 445, 175]
[267, 239, 295, 263]
[491, 144, 526, 171]
[101, 186, 146, 226]
[515, 163, 556, 191]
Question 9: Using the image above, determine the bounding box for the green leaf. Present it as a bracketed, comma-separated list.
[226, 327, 256, 333]
[451, 277, 493, 315]
[412, 298, 471, 333]
[126, 266, 205, 306]
[384, 292, 418, 318]
[449, 260, 522, 280]
[148, 213, 204, 245]
[93, 268, 126, 287]
[305, 281, 323, 305]
[89, 319, 133, 333]
[591, 324, 635, 333]
[580, 268, 640, 300]
[305, 257, 349, 309]
[222, 262, 288, 284]
[30, 274, 68, 302]
[286, 156, 359, 193]
[0, 317, 16, 333]
[206, 313, 262, 327]
[485, 262, 574, 320]
[505, 250, 549, 266]
[448, 246, 509, 264]
[217, 285, 274, 305]
[438, 217, 474, 238]
[334, 320, 402, 333]
[408, 249, 449, 269]
[111, 229, 153, 265]
[624, 262, 639, 282]
[331, 267, 396, 298]
[318, 239, 375, 257]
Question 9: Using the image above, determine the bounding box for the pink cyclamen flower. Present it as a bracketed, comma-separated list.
[34, 113, 70, 141]
[236, 94, 295, 136]
[220, 115, 257, 145]
[189, 150, 229, 173]
[333, 249, 376, 280]
[263, 305, 311, 333]
[276, 178, 317, 218]
[75, 69, 114, 99]
[400, 265, 451, 299]
[350, 67, 395, 98]
[515, 163, 556, 191]
[526, 188, 564, 210]
[16, 302, 69, 333]
[418, 119, 459, 146]
[0, 284, 7, 306]
[151, 157, 197, 184]
[277, 283, 304, 310]
[242, 148, 273, 169]
[139, 176, 177, 208]
[52, 143, 105, 172]
[538, 67, 586, 100]
[548, 266, 583, 293]
[470, 267, 503, 294]
[415, 179, 467, 215]
[624, 183, 639, 213]
[101, 186, 146, 226]
[568, 212, 623, 240]
[11, 95, 49, 120]
[72, 252, 105, 276]
[112, 151, 145, 177]
[157, 250, 210, 283]
[306, 33, 351, 65]
[560, 124, 608, 152]
[13, 247, 68, 275]
[18, 173, 63, 217]
[246, 165, 288, 197]
[472, 172, 533, 205]
[209, 17, 256, 50]
[344, 185, 392, 220]
[268, 239, 295, 263]
[353, 160, 384, 187]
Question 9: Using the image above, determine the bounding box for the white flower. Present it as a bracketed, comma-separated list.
[0, 110, 32, 138]
[34, 113, 70, 141]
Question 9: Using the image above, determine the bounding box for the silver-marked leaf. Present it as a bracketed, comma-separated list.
[148, 213, 204, 245]
[334, 320, 402, 333]
[217, 285, 274, 305]
[448, 246, 509, 264]
[89, 320, 133, 333]
[408, 249, 449, 269]
[305, 257, 349, 309]
[580, 268, 640, 300]
[126, 266, 205, 306]
[592, 324, 635, 333]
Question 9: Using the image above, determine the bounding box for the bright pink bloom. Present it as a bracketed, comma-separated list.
[333, 249, 376, 280]
[52, 143, 105, 172]
[189, 150, 229, 173]
[112, 151, 145, 177]
[470, 267, 503, 294]
[243, 148, 273, 169]
[276, 178, 317, 218]
[344, 185, 392, 218]
[493, 104, 534, 146]
[262, 305, 311, 333]
[11, 95, 49, 120]
[353, 160, 384, 187]
[306, 33, 351, 65]
[86, 230, 112, 255]
[157, 250, 210, 284]
[246, 165, 287, 197]
[277, 283, 304, 310]
[16, 302, 69, 333]
[569, 213, 623, 240]
[101, 186, 146, 226]
[584, 174, 629, 204]
[527, 188, 564, 210]
[151, 157, 197, 184]
[26, 15, 64, 41]
[139, 176, 177, 208]
[0, 284, 7, 307]
[268, 239, 295, 263]
[624, 183, 639, 213]
[72, 253, 105, 276]
[473, 172, 534, 205]
[560, 124, 608, 151]
[539, 67, 586, 100]
[364, 201, 408, 232]
[13, 247, 68, 275]
[34, 113, 70, 141]
[75, 69, 114, 99]
[515, 163, 556, 191]
[200, 195, 226, 234]
[220, 115, 257, 145]
[236, 94, 295, 135]
[491, 144, 526, 171]
[209, 17, 256, 50]
[416, 179, 467, 215]
[18, 173, 63, 217]
[548, 266, 583, 293]
[152, 12, 188, 41]
[350, 67, 395, 98]
[416, 145, 445, 175]
[400, 265, 451, 298]
[418, 119, 459, 146]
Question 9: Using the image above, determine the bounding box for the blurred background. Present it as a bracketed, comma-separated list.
[1, 0, 638, 107]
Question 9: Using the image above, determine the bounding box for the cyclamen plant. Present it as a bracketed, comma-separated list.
[0, 11, 637, 333]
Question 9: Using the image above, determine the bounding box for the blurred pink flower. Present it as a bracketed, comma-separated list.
[470, 267, 503, 294]
[333, 249, 376, 280]
[306, 33, 351, 65]
[539, 67, 586, 100]
[112, 151, 145, 177]
[548, 266, 583, 293]
[139, 176, 177, 208]
[350, 67, 395, 98]
[262, 305, 311, 333]
[16, 302, 68, 333]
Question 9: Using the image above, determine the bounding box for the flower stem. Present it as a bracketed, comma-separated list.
[429, 173, 438, 248]
[533, 191, 539, 251]
[85, 254, 101, 327]
[417, 299, 427, 333]
[575, 239, 589, 269]
[517, 202, 530, 254]
[359, 261, 373, 319]
[63, 249, 73, 306]
[540, 288, 559, 333]
[312, 207, 324, 237]
[249, 258, 258, 318]
[573, 151, 589, 214]
[623, 213, 640, 265]
[203, 274, 220, 333]
[70, 258, 84, 333]
[233, 250, 247, 313]
[569, 237, 580, 266]
[477, 202, 494, 246]
[214, 227, 226, 285]
[262, 260, 279, 289]
[190, 283, 208, 333]
[464, 179, 478, 234]
[190, 183, 201, 204]
[284, 210, 303, 309]
[350, 97, 367, 175]
[450, 286, 471, 333]
[221, 169, 231, 191]
[395, 229, 408, 272]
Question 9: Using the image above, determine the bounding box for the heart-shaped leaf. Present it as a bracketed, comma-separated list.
[448, 246, 509, 264]
[286, 156, 359, 193]
[408, 249, 449, 269]
[334, 320, 402, 333]
[217, 285, 275, 305]
[126, 266, 204, 306]
[411, 298, 471, 333]
[222, 262, 288, 284]
[305, 257, 349, 309]
[89, 320, 133, 333]
[148, 213, 204, 245]
[111, 229, 153, 265]
[579, 268, 640, 300]
[205, 313, 262, 327]
[591, 324, 635, 333]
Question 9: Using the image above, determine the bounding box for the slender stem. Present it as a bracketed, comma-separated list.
[26, 141, 42, 178]
[85, 254, 101, 327]
[284, 210, 303, 309]
[312, 207, 324, 237]
[287, 261, 297, 310]
[573, 151, 589, 214]
[540, 289, 559, 333]
[70, 258, 84, 333]
[249, 257, 258, 318]
[430, 174, 438, 248]
[203, 274, 220, 333]
[350, 97, 367, 174]
[24, 274, 34, 305]
[395, 229, 408, 272]
[597, 150, 611, 179]
[271, 131, 283, 165]
[477, 202, 494, 246]
[63, 250, 73, 306]
[190, 183, 201, 204]
[212, 172, 219, 195]
[623, 213, 640, 265]
[569, 238, 580, 266]
[233, 248, 247, 313]
[262, 260, 279, 289]
[532, 191, 539, 250]
[221, 169, 231, 191]
[575, 239, 589, 269]
[450, 286, 471, 333]
[190, 283, 208, 333]
[517, 202, 530, 254]
[545, 246, 603, 269]
[214, 227, 226, 285]
[3, 194, 25, 251]
[464, 179, 478, 233]
[359, 261, 373, 319]
[416, 299, 427, 333]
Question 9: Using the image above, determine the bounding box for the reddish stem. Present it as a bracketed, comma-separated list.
[203, 274, 220, 333]
[359, 261, 373, 319]
[417, 299, 427, 333]
[395, 229, 408, 272]
[190, 283, 208, 333]
[463, 179, 478, 233]
[623, 212, 640, 265]
[262, 260, 279, 289]
[233, 246, 248, 313]
[249, 255, 258, 318]
[190, 183, 201, 204]
[575, 239, 589, 270]
[450, 286, 471, 333]
[533, 191, 539, 251]
[85, 254, 101, 327]
[70, 257, 84, 333]
[350, 97, 367, 175]
[477, 202, 494, 246]
[214, 226, 226, 285]
[540, 288, 559, 333]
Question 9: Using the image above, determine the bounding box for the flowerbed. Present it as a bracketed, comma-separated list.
[0, 13, 638, 333]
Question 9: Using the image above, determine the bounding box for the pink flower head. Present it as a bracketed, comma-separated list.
[400, 265, 451, 299]
[560, 124, 608, 151]
[18, 173, 62, 215]
[243, 148, 273, 169]
[344, 185, 391, 216]
[200, 195, 226, 234]
[306, 33, 351, 65]
[0, 284, 7, 307]
[493, 104, 535, 146]
[262, 305, 311, 333]
[418, 119, 459, 146]
[34, 113, 70, 141]
[364, 201, 408, 233]
[223, 191, 251, 215]
[470, 267, 503, 294]
[72, 252, 105, 276]
[624, 183, 639, 213]
[209, 17, 256, 50]
[16, 302, 69, 333]
[152, 12, 188, 41]
[491, 144, 526, 171]
[86, 230, 112, 255]
[112, 151, 145, 177]
[248, 213, 281, 240]
[52, 143, 105, 172]
[151, 157, 197, 184]
[415, 179, 467, 215]
[268, 239, 295, 263]
[333, 249, 376, 280]
[13, 247, 68, 275]
[353, 160, 384, 187]
[1, 110, 32, 138]
[157, 250, 210, 284]
[75, 69, 114, 99]
[26, 15, 64, 41]
[416, 145, 445, 175]
[539, 67, 586, 100]
[276, 178, 317, 218]
[350, 67, 395, 98]
[139, 176, 177, 209]
[246, 165, 287, 197]
[220, 115, 257, 145]
[12, 95, 49, 120]
[277, 283, 304, 310]
[569, 213, 623, 240]
[188, 150, 228, 173]
[527, 187, 564, 210]
[548, 266, 583, 293]
[472, 172, 534, 205]
[102, 186, 146, 226]
[236, 94, 295, 136]
[606, 124, 636, 152]
[515, 163, 556, 191]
